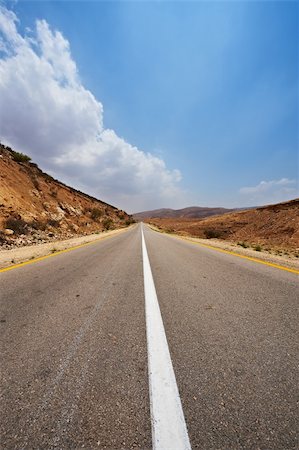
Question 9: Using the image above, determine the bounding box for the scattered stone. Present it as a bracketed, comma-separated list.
[4, 229, 14, 235]
[0, 143, 132, 251]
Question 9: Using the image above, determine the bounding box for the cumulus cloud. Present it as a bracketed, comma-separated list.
[0, 6, 182, 211]
[240, 178, 298, 204]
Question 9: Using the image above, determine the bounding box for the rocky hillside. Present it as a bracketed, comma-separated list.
[134, 206, 236, 221]
[0, 144, 134, 248]
[147, 199, 299, 256]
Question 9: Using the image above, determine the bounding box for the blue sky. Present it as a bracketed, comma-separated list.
[0, 0, 298, 212]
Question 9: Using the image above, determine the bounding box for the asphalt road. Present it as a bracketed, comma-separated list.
[0, 224, 298, 449]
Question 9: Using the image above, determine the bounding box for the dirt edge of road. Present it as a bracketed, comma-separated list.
[0, 226, 134, 270]
[148, 225, 299, 272]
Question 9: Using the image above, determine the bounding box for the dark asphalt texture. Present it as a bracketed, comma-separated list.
[1, 224, 298, 449]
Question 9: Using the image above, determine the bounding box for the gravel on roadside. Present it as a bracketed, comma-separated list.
[0, 227, 132, 269]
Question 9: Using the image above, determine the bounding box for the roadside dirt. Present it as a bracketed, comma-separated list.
[148, 225, 299, 272]
[146, 199, 299, 259]
[0, 226, 132, 269]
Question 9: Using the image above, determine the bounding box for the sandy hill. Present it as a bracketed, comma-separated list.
[0, 144, 134, 248]
[147, 199, 299, 255]
[134, 206, 236, 221]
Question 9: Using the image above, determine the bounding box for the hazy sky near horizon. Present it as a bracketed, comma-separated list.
[0, 0, 298, 212]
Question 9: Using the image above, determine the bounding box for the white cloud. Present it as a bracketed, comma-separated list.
[0, 6, 183, 212]
[240, 178, 298, 205]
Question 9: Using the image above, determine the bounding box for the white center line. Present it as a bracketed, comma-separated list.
[141, 224, 192, 450]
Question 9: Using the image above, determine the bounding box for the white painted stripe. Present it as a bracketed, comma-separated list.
[141, 224, 192, 450]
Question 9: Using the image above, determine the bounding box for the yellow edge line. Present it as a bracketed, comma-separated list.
[0, 227, 130, 274]
[151, 227, 299, 275]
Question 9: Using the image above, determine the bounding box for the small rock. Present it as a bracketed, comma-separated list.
[4, 228, 14, 235]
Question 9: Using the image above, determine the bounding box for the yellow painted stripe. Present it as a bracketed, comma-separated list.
[153, 228, 299, 275]
[0, 227, 130, 274]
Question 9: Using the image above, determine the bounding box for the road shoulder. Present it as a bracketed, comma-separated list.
[147, 224, 299, 272]
[0, 225, 134, 269]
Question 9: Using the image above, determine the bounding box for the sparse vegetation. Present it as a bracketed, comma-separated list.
[11, 151, 31, 163]
[32, 178, 40, 190]
[103, 218, 113, 230]
[47, 219, 60, 228]
[29, 220, 47, 231]
[125, 217, 135, 226]
[144, 199, 299, 255]
[204, 229, 222, 239]
[238, 241, 249, 248]
[254, 244, 262, 252]
[165, 228, 174, 234]
[0, 143, 137, 250]
[91, 208, 102, 221]
[43, 173, 55, 182]
[5, 217, 28, 235]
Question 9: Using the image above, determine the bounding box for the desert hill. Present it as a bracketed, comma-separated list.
[134, 206, 236, 221]
[146, 199, 299, 255]
[0, 143, 134, 248]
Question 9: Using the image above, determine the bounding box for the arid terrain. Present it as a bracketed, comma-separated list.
[134, 205, 237, 220]
[0, 144, 134, 248]
[145, 199, 299, 257]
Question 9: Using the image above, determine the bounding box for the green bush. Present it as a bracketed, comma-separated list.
[254, 244, 262, 252]
[5, 217, 28, 234]
[203, 229, 222, 239]
[125, 217, 135, 226]
[91, 208, 102, 221]
[43, 173, 54, 182]
[165, 228, 174, 234]
[47, 219, 60, 228]
[103, 218, 113, 230]
[238, 241, 249, 248]
[11, 151, 31, 163]
[29, 220, 47, 231]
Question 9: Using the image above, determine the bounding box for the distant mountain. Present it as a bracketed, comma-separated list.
[145, 199, 299, 253]
[134, 206, 237, 221]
